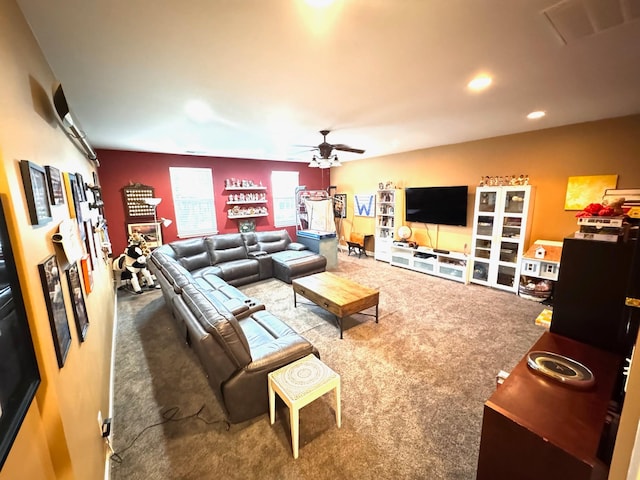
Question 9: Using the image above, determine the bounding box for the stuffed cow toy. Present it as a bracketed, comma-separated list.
[113, 243, 156, 293]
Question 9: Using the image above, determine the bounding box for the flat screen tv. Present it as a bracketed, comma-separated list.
[405, 186, 468, 226]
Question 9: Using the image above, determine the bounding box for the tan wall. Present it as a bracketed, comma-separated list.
[332, 115, 640, 251]
[0, 0, 115, 478]
[331, 115, 640, 477]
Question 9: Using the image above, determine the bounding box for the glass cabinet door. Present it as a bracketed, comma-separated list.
[503, 190, 526, 214]
[478, 191, 497, 213]
[476, 215, 495, 236]
[501, 216, 522, 239]
[472, 260, 490, 282]
[496, 264, 517, 289]
[499, 241, 519, 264]
[474, 238, 492, 259]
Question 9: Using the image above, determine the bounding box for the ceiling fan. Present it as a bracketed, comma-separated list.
[296, 130, 366, 168]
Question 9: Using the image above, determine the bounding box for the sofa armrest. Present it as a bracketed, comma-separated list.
[248, 250, 269, 257]
[247, 337, 317, 372]
[287, 242, 308, 251]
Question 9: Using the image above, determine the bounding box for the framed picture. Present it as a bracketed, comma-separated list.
[354, 193, 376, 217]
[62, 172, 78, 219]
[38, 255, 72, 368]
[127, 222, 162, 248]
[564, 174, 618, 211]
[238, 219, 256, 233]
[333, 194, 347, 218]
[75, 173, 87, 201]
[84, 220, 98, 269]
[0, 197, 41, 469]
[66, 262, 89, 342]
[19, 160, 52, 226]
[45, 165, 65, 205]
[80, 255, 93, 294]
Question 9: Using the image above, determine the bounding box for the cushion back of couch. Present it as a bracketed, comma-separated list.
[207, 234, 249, 265]
[151, 251, 195, 292]
[180, 284, 252, 370]
[255, 230, 291, 253]
[169, 237, 211, 272]
[241, 232, 260, 252]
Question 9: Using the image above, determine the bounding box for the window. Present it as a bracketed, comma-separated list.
[169, 167, 217, 237]
[271, 171, 299, 227]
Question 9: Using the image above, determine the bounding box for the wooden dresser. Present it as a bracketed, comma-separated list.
[476, 331, 622, 480]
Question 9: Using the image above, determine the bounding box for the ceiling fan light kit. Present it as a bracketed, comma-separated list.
[304, 130, 364, 168]
[309, 154, 341, 169]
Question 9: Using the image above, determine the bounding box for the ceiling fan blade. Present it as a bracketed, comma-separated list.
[333, 144, 365, 154]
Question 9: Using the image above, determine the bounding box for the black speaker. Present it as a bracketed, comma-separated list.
[550, 235, 637, 355]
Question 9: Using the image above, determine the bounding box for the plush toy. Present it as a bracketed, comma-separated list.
[602, 197, 626, 216]
[127, 231, 151, 257]
[576, 197, 626, 218]
[112, 243, 156, 293]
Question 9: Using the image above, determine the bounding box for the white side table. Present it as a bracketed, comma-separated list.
[268, 354, 341, 459]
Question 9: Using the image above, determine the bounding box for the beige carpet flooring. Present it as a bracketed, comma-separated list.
[110, 252, 546, 480]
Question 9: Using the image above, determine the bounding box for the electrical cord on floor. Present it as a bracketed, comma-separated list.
[109, 405, 230, 464]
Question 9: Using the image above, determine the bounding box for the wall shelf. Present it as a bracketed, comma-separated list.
[227, 213, 269, 219]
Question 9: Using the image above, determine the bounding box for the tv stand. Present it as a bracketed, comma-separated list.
[390, 245, 469, 283]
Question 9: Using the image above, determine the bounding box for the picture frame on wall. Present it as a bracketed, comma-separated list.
[38, 254, 72, 368]
[75, 173, 87, 201]
[62, 172, 78, 219]
[238, 219, 256, 233]
[333, 194, 347, 218]
[0, 197, 41, 469]
[19, 160, 52, 226]
[127, 222, 162, 248]
[45, 165, 65, 205]
[66, 262, 89, 341]
[84, 220, 98, 269]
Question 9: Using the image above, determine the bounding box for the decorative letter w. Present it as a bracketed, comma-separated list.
[354, 194, 375, 217]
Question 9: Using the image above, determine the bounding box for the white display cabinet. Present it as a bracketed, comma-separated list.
[390, 245, 470, 283]
[470, 185, 535, 292]
[374, 189, 403, 262]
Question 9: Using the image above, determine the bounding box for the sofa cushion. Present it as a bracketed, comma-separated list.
[150, 251, 194, 292]
[169, 237, 211, 271]
[241, 232, 260, 252]
[255, 230, 292, 253]
[239, 310, 316, 371]
[287, 242, 308, 251]
[192, 270, 229, 290]
[207, 234, 249, 264]
[180, 284, 252, 368]
[217, 259, 260, 286]
[164, 260, 196, 292]
[272, 251, 327, 283]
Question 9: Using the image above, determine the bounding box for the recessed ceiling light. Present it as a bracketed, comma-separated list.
[527, 111, 546, 119]
[467, 75, 492, 91]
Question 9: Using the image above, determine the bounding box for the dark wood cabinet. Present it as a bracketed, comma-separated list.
[476, 331, 622, 480]
[550, 236, 636, 355]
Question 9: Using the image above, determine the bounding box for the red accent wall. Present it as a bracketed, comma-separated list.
[96, 149, 329, 256]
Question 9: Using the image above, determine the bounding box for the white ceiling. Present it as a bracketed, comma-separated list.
[16, 0, 640, 163]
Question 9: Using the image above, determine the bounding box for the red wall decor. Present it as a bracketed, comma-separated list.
[95, 149, 329, 256]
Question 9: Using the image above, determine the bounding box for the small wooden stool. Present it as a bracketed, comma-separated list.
[268, 354, 341, 459]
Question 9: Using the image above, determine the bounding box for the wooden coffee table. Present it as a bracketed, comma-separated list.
[292, 271, 379, 338]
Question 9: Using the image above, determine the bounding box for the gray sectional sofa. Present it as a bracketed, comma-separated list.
[148, 230, 327, 423]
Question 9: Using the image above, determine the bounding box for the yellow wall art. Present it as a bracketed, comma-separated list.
[564, 174, 618, 211]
